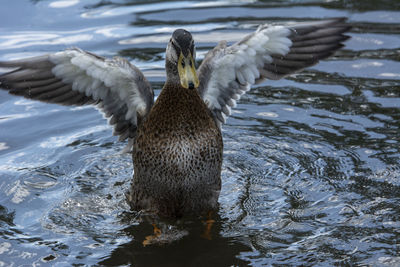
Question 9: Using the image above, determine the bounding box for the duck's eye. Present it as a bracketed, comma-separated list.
[171, 41, 179, 51]
[181, 61, 185, 68]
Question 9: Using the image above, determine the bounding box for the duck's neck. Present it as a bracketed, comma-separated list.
[165, 59, 181, 88]
[158, 78, 201, 109]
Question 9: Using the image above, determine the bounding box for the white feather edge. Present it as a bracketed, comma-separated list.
[49, 50, 148, 124]
[203, 24, 293, 124]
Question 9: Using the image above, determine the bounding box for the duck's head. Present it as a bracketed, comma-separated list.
[165, 29, 199, 90]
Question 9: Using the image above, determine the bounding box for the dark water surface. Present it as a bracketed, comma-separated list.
[0, 0, 399, 266]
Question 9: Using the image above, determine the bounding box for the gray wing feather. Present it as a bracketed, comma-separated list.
[265, 18, 350, 80]
[0, 48, 154, 142]
[198, 17, 351, 124]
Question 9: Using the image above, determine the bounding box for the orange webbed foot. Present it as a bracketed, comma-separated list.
[142, 223, 162, 246]
[201, 211, 215, 240]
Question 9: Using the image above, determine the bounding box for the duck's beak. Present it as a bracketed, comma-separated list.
[177, 52, 199, 89]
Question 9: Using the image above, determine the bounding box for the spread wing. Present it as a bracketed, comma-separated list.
[0, 48, 154, 143]
[197, 17, 351, 124]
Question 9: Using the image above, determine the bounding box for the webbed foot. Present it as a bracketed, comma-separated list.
[201, 211, 215, 240]
[142, 223, 162, 246]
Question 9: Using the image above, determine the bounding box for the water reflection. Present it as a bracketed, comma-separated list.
[100, 214, 252, 266]
[0, 31, 93, 50]
[48, 0, 80, 9]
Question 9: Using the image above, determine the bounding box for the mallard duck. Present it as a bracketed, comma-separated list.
[0, 18, 350, 218]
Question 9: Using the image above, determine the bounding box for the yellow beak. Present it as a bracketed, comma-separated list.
[177, 52, 199, 89]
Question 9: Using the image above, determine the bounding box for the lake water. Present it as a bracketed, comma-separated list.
[0, 0, 399, 266]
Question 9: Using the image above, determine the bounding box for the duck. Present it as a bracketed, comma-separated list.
[0, 18, 350, 218]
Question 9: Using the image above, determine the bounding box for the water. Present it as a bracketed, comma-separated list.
[0, 0, 399, 266]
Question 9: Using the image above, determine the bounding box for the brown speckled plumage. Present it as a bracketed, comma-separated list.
[128, 82, 223, 217]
